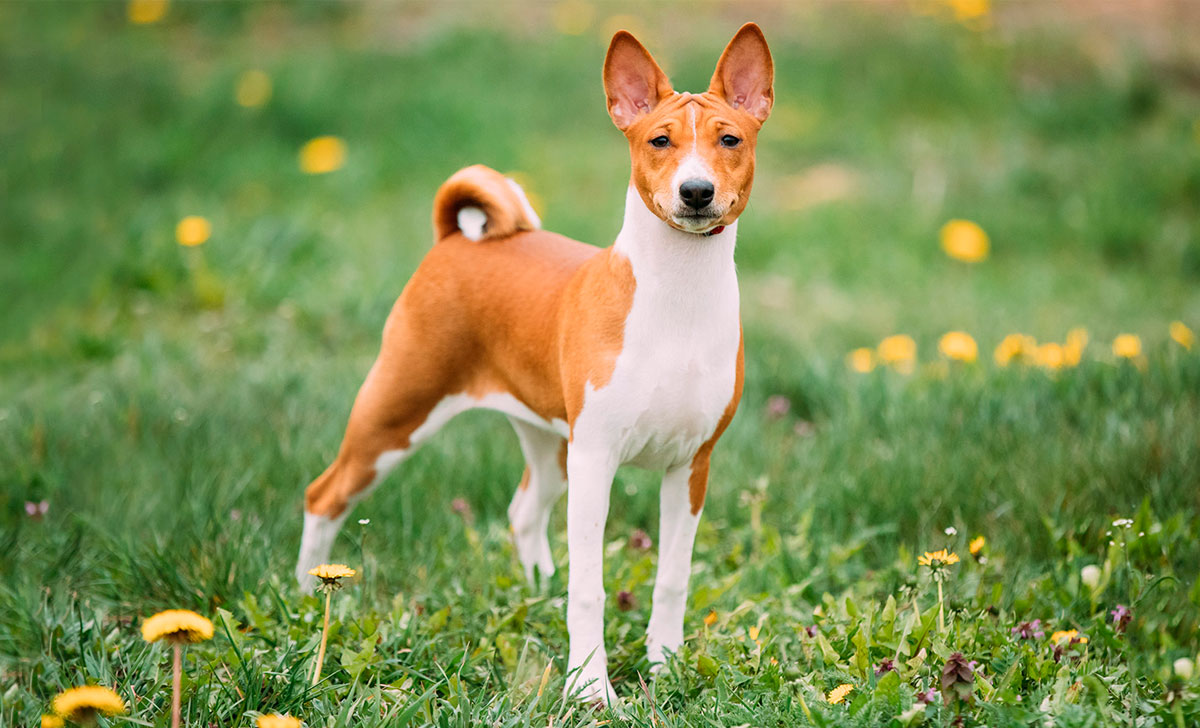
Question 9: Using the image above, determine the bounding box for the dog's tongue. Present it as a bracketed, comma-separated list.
[705, 225, 726, 237]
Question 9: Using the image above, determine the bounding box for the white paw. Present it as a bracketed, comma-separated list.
[564, 665, 617, 706]
[645, 630, 682, 669]
[295, 564, 317, 593]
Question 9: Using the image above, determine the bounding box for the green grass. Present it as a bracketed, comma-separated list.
[3, 3, 1200, 726]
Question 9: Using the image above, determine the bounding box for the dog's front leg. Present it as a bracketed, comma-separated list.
[564, 445, 618, 704]
[646, 462, 704, 669]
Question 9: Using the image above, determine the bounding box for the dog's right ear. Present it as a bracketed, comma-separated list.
[603, 31, 673, 131]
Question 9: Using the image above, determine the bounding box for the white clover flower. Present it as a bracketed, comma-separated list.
[1080, 565, 1101, 590]
[944, 526, 957, 536]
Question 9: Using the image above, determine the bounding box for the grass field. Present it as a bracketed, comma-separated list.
[3, 2, 1200, 726]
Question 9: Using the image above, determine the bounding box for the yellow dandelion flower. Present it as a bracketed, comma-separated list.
[1050, 629, 1087, 645]
[52, 686, 126, 722]
[142, 609, 214, 644]
[299, 136, 347, 175]
[1112, 334, 1141, 359]
[235, 70, 272, 108]
[703, 610, 718, 627]
[1035, 342, 1065, 371]
[1064, 327, 1088, 366]
[308, 563, 356, 585]
[938, 331, 978, 362]
[127, 0, 168, 25]
[308, 564, 357, 684]
[827, 683, 854, 704]
[257, 715, 303, 728]
[176, 216, 211, 247]
[939, 219, 989, 263]
[968, 536, 985, 556]
[846, 347, 875, 373]
[42, 715, 64, 728]
[948, 0, 989, 21]
[552, 0, 595, 36]
[994, 333, 1037, 366]
[918, 549, 960, 567]
[878, 334, 917, 374]
[1170, 321, 1194, 350]
[748, 625, 761, 641]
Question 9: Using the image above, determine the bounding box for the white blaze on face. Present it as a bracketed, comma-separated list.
[665, 102, 716, 223]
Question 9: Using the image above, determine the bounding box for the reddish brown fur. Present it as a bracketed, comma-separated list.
[305, 225, 637, 518]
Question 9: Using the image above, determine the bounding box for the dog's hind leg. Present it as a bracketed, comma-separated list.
[296, 351, 470, 590]
[506, 417, 568, 584]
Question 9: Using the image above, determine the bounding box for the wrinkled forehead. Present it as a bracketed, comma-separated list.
[634, 91, 751, 133]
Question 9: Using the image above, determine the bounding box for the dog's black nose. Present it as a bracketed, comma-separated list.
[679, 179, 715, 210]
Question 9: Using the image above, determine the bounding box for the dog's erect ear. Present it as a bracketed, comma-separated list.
[603, 31, 673, 131]
[708, 23, 774, 123]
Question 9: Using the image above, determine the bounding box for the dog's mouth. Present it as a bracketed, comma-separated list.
[668, 211, 725, 234]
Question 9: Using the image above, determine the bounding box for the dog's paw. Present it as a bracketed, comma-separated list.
[564, 666, 618, 707]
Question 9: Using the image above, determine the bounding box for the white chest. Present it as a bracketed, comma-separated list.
[572, 187, 741, 471]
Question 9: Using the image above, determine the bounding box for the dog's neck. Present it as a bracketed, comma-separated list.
[614, 185, 738, 296]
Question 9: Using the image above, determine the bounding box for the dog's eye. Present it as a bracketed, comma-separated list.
[719, 134, 742, 148]
[649, 136, 670, 148]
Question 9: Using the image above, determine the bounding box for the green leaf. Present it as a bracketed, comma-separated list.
[874, 669, 902, 711]
[815, 629, 841, 666]
[851, 622, 871, 678]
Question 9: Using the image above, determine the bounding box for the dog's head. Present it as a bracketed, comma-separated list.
[603, 23, 773, 235]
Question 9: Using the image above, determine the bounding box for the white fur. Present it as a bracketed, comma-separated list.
[507, 418, 567, 583]
[506, 178, 542, 229]
[295, 511, 348, 590]
[456, 181, 541, 242]
[457, 206, 487, 241]
[670, 152, 715, 195]
[564, 185, 740, 701]
[573, 186, 739, 470]
[646, 466, 703, 666]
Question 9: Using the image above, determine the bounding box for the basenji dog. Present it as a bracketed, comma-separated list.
[296, 23, 773, 703]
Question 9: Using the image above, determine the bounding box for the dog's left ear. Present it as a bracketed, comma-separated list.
[708, 23, 774, 123]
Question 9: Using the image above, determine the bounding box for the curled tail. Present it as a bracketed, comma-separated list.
[432, 165, 542, 242]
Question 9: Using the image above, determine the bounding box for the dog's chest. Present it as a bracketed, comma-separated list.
[577, 258, 741, 471]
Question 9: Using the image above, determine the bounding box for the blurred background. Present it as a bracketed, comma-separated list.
[4, 0, 1200, 354]
[2, 0, 1200, 612]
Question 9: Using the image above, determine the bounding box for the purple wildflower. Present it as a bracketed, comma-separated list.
[1110, 605, 1132, 634]
[765, 395, 791, 420]
[1011, 619, 1044, 640]
[450, 497, 474, 525]
[628, 528, 652, 551]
